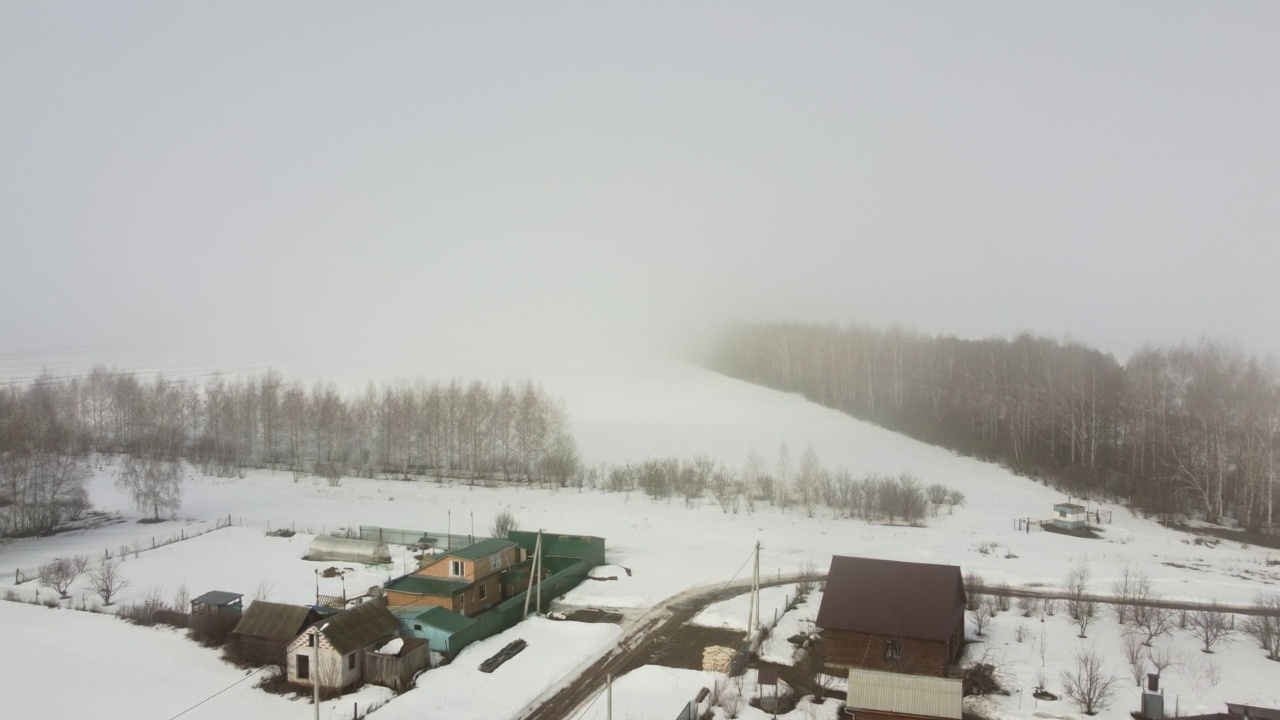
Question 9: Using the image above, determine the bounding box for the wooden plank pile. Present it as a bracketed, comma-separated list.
[479, 638, 528, 673]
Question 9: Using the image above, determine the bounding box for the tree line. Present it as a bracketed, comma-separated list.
[704, 323, 1279, 531]
[0, 368, 579, 536]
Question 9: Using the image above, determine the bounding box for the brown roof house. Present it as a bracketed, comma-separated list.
[232, 601, 322, 668]
[816, 556, 966, 678]
[384, 538, 519, 617]
[286, 597, 401, 691]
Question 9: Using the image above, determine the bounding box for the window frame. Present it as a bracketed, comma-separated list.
[884, 639, 902, 660]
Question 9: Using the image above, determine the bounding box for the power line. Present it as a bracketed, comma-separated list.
[719, 547, 756, 592]
[164, 665, 269, 720]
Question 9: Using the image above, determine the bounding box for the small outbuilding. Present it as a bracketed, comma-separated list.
[363, 636, 432, 692]
[232, 601, 322, 667]
[1052, 502, 1088, 531]
[286, 597, 401, 691]
[190, 590, 244, 616]
[393, 605, 478, 660]
[305, 536, 392, 565]
[845, 668, 962, 720]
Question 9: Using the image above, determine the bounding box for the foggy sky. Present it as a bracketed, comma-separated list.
[3, 2, 1278, 366]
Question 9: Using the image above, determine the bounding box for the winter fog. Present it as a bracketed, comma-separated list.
[2, 2, 1278, 377]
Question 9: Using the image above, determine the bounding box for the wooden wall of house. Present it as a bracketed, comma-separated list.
[236, 636, 289, 668]
[385, 589, 457, 611]
[455, 574, 502, 617]
[824, 629, 952, 678]
[416, 547, 519, 582]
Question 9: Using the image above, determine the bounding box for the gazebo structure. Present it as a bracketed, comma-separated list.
[190, 590, 244, 616]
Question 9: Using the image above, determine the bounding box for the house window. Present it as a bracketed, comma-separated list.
[478, 582, 487, 601]
[297, 654, 310, 680]
[348, 653, 356, 671]
[450, 560, 464, 576]
[414, 623, 423, 631]
[308, 633, 316, 647]
[884, 640, 902, 660]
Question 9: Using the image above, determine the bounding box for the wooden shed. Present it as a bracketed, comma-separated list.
[232, 601, 322, 667]
[190, 590, 243, 616]
[190, 590, 243, 640]
[363, 636, 431, 692]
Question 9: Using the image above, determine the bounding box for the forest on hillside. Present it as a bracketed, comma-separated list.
[705, 323, 1278, 532]
[0, 369, 578, 536]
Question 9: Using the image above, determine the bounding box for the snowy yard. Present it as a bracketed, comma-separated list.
[373, 617, 620, 720]
[0, 599, 392, 720]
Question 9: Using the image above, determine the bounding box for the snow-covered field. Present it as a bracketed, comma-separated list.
[0, 599, 393, 720]
[2, 349, 1279, 719]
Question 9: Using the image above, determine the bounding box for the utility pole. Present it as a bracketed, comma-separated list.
[313, 622, 329, 720]
[747, 538, 757, 638]
[746, 540, 761, 645]
[523, 530, 543, 617]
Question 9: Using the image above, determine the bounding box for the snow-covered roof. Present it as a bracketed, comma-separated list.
[847, 668, 962, 719]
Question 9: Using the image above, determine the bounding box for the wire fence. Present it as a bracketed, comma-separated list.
[7, 516, 476, 589]
[10, 515, 234, 586]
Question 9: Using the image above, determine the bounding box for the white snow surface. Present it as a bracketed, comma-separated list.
[2, 349, 1279, 719]
[376, 637, 404, 655]
[0, 599, 392, 720]
[373, 617, 620, 720]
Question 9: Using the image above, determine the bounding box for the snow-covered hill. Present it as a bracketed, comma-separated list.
[2, 346, 1277, 719]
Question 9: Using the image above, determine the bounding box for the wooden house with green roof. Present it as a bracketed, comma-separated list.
[384, 537, 518, 616]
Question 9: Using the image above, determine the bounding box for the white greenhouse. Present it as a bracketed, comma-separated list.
[305, 536, 392, 564]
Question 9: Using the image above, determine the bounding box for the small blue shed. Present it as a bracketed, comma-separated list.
[393, 605, 477, 659]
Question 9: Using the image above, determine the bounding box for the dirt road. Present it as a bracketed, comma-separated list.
[967, 583, 1278, 616]
[521, 576, 1278, 720]
[519, 572, 825, 720]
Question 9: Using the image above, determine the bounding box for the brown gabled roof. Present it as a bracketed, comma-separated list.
[816, 556, 966, 642]
[319, 597, 401, 655]
[234, 601, 317, 642]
